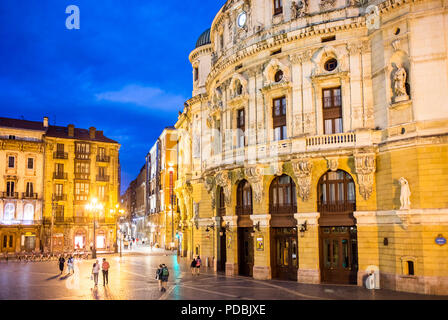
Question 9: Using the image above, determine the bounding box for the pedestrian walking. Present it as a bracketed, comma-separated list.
[190, 257, 197, 275]
[160, 264, 169, 292]
[156, 264, 163, 291]
[102, 258, 110, 286]
[195, 256, 202, 275]
[67, 255, 74, 274]
[91, 260, 100, 287]
[129, 240, 133, 250]
[58, 255, 65, 274]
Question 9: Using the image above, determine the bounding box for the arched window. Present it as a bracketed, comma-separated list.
[23, 204, 34, 222]
[318, 170, 356, 214]
[3, 203, 15, 221]
[218, 187, 226, 217]
[236, 180, 252, 215]
[269, 175, 297, 214]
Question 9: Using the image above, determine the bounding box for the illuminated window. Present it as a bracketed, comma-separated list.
[4, 203, 15, 221]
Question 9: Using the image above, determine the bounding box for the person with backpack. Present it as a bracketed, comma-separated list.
[190, 257, 197, 275]
[160, 264, 169, 292]
[156, 264, 164, 291]
[195, 256, 202, 275]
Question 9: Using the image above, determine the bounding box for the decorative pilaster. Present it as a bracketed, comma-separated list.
[250, 214, 272, 280]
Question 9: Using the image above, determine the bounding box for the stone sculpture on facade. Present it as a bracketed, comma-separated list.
[291, 0, 308, 19]
[399, 177, 411, 210]
[393, 66, 409, 102]
[354, 153, 376, 200]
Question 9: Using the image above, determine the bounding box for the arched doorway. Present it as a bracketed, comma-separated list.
[236, 180, 254, 277]
[217, 186, 227, 272]
[74, 229, 86, 250]
[318, 170, 358, 284]
[269, 175, 298, 281]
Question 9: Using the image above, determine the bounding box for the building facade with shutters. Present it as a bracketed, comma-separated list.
[42, 122, 121, 253]
[145, 128, 178, 249]
[0, 118, 46, 254]
[174, 0, 448, 295]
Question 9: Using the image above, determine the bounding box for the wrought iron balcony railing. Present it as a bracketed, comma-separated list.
[1, 192, 19, 199]
[96, 175, 110, 182]
[53, 172, 68, 180]
[22, 192, 38, 199]
[96, 155, 110, 163]
[53, 151, 68, 159]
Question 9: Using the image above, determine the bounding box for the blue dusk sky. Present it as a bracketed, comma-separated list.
[0, 1, 224, 194]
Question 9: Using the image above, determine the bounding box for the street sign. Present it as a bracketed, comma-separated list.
[435, 235, 446, 246]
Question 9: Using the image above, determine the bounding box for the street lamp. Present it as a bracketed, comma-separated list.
[86, 198, 104, 259]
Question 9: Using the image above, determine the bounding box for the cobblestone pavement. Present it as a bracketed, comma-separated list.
[0, 247, 446, 300]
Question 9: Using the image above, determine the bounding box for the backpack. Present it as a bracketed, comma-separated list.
[162, 267, 169, 277]
[196, 259, 201, 266]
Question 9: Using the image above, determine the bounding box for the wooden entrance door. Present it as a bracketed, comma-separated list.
[218, 228, 227, 272]
[24, 236, 36, 252]
[238, 228, 254, 277]
[271, 228, 298, 281]
[320, 226, 358, 284]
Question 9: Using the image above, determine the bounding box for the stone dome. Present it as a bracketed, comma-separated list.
[195, 28, 211, 49]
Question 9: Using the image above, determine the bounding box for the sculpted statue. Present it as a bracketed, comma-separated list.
[291, 0, 308, 19]
[393, 66, 408, 99]
[399, 177, 411, 210]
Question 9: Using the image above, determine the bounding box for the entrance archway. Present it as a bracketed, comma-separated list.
[269, 175, 298, 281]
[318, 170, 358, 284]
[236, 180, 254, 277]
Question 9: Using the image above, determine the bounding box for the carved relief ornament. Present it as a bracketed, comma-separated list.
[244, 165, 264, 203]
[215, 171, 231, 206]
[204, 175, 216, 209]
[354, 153, 376, 200]
[292, 158, 313, 201]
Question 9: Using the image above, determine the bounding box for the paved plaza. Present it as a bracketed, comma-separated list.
[0, 247, 446, 300]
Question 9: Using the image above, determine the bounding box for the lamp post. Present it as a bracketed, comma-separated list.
[86, 198, 103, 260]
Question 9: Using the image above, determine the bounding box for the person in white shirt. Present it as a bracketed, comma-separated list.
[91, 260, 100, 287]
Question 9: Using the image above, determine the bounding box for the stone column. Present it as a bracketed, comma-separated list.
[223, 215, 238, 276]
[250, 214, 272, 280]
[295, 212, 321, 284]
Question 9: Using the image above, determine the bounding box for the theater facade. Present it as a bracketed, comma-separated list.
[174, 0, 448, 295]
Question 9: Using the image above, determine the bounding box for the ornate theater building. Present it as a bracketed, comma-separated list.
[174, 0, 448, 295]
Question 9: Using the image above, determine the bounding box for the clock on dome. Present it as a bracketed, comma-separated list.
[237, 11, 247, 28]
